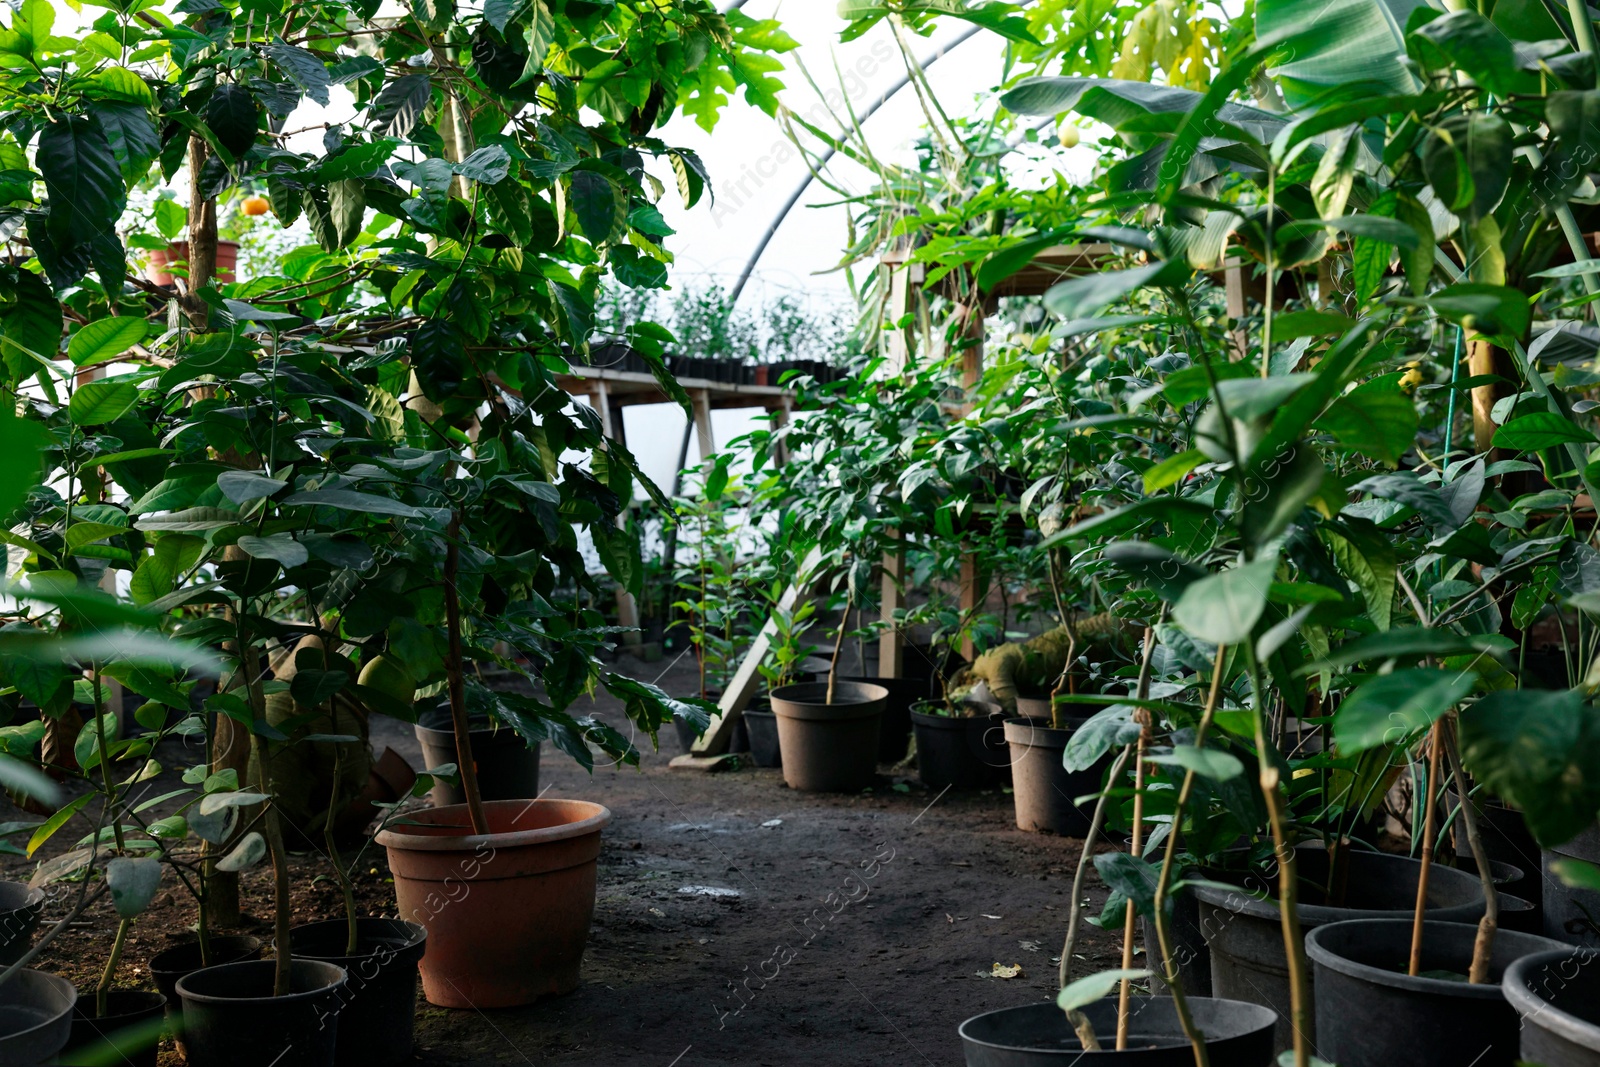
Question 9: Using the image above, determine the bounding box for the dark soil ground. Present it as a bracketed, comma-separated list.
[0, 653, 1127, 1067]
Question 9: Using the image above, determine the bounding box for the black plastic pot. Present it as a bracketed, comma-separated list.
[1304, 918, 1566, 1067]
[285, 918, 426, 1067]
[176, 959, 347, 1067]
[1192, 844, 1498, 1052]
[149, 933, 263, 1045]
[958, 996, 1277, 1064]
[0, 880, 45, 965]
[769, 682, 886, 792]
[55, 990, 166, 1067]
[911, 704, 1007, 790]
[1450, 792, 1542, 907]
[1143, 881, 1212, 998]
[1505, 947, 1600, 1066]
[840, 675, 929, 763]
[0, 969, 75, 1066]
[414, 721, 540, 807]
[1543, 821, 1600, 946]
[1004, 716, 1103, 835]
[744, 710, 781, 767]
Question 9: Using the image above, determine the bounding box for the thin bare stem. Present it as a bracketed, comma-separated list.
[1117, 626, 1157, 1050]
[1059, 744, 1132, 1052]
[443, 511, 489, 836]
[1409, 720, 1444, 976]
[1442, 717, 1498, 982]
[1151, 646, 1229, 1067]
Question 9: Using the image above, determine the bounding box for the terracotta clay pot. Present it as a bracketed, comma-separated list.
[376, 798, 611, 1008]
[144, 240, 238, 286]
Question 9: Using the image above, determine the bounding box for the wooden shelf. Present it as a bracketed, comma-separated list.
[555, 363, 794, 410]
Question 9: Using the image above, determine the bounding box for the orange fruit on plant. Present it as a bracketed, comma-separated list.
[242, 195, 271, 216]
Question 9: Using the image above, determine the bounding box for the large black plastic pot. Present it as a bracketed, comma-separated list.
[148, 933, 263, 1049]
[1543, 821, 1600, 946]
[1505, 948, 1600, 1066]
[1004, 716, 1106, 835]
[911, 705, 1007, 790]
[840, 675, 928, 763]
[769, 682, 886, 792]
[0, 970, 75, 1066]
[285, 918, 426, 1067]
[0, 880, 45, 965]
[55, 990, 166, 1067]
[1450, 792, 1542, 907]
[957, 997, 1277, 1064]
[744, 710, 781, 767]
[1192, 845, 1495, 1052]
[414, 721, 540, 808]
[176, 959, 347, 1067]
[1304, 918, 1566, 1067]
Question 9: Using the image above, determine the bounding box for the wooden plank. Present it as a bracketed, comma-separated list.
[959, 551, 982, 661]
[668, 752, 743, 772]
[690, 549, 822, 757]
[879, 535, 904, 679]
[692, 389, 715, 460]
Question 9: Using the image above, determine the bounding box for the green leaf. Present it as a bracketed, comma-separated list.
[1148, 744, 1244, 781]
[96, 103, 160, 184]
[280, 489, 425, 518]
[205, 84, 260, 161]
[1550, 858, 1600, 891]
[1301, 628, 1510, 673]
[1313, 377, 1418, 465]
[456, 145, 511, 184]
[1143, 449, 1203, 493]
[215, 831, 266, 872]
[27, 792, 91, 856]
[106, 856, 162, 918]
[0, 268, 61, 380]
[1460, 688, 1600, 848]
[1421, 112, 1512, 223]
[237, 532, 308, 569]
[1410, 283, 1529, 341]
[1044, 260, 1185, 320]
[1173, 557, 1277, 646]
[68, 379, 140, 425]
[37, 115, 125, 245]
[265, 37, 330, 106]
[0, 755, 60, 805]
[1058, 969, 1151, 1013]
[1094, 851, 1161, 918]
[68, 317, 148, 367]
[569, 170, 623, 245]
[217, 470, 287, 504]
[1333, 668, 1476, 753]
[1255, 0, 1418, 110]
[369, 74, 432, 138]
[1494, 412, 1596, 452]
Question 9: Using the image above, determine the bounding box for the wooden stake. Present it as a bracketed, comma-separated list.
[1409, 720, 1443, 977]
[1117, 626, 1156, 1050]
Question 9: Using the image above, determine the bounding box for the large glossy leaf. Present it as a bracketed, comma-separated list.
[106, 856, 162, 919]
[1494, 412, 1596, 451]
[1421, 113, 1512, 223]
[37, 115, 125, 244]
[1173, 557, 1278, 645]
[1313, 376, 1419, 465]
[1460, 688, 1600, 848]
[1043, 260, 1187, 319]
[369, 74, 432, 138]
[68, 379, 140, 425]
[265, 37, 331, 106]
[205, 84, 260, 160]
[1256, 0, 1419, 109]
[68, 317, 148, 367]
[1333, 669, 1476, 753]
[0, 268, 62, 380]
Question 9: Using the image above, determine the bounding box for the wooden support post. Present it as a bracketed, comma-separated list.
[959, 550, 982, 662]
[770, 399, 792, 468]
[1223, 258, 1249, 361]
[880, 531, 904, 680]
[692, 389, 715, 460]
[956, 301, 985, 413]
[592, 380, 640, 645]
[688, 549, 823, 758]
[884, 259, 920, 374]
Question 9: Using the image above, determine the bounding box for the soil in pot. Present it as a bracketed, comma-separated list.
[1304, 918, 1566, 1067]
[148, 933, 262, 1049]
[377, 798, 611, 1008]
[768, 682, 886, 792]
[1543, 821, 1600, 946]
[839, 674, 929, 764]
[744, 709, 781, 767]
[0, 880, 45, 965]
[1192, 843, 1499, 1052]
[176, 959, 346, 1067]
[1005, 715, 1105, 835]
[911, 702, 1007, 790]
[414, 714, 540, 808]
[55, 990, 166, 1067]
[0, 970, 75, 1066]
[1504, 947, 1600, 1066]
[958, 996, 1277, 1064]
[284, 918, 426, 1067]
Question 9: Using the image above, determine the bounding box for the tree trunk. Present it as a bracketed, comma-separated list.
[185, 134, 218, 328]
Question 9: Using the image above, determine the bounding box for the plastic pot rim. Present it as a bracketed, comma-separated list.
[1304, 918, 1565, 999]
[375, 798, 611, 853]
[1503, 948, 1600, 1052]
[957, 996, 1279, 1055]
[175, 959, 346, 1008]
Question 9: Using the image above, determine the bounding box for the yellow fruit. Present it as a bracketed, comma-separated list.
[242, 196, 271, 217]
[1057, 121, 1080, 149]
[358, 654, 417, 706]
